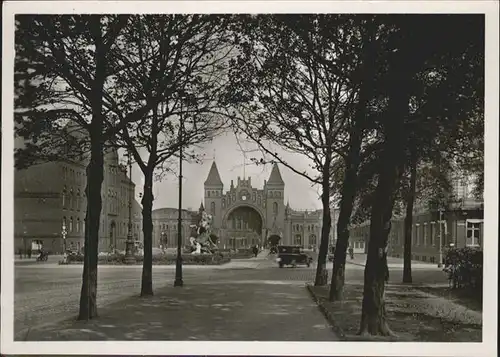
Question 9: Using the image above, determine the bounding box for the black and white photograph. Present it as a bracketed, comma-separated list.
[1, 1, 498, 356]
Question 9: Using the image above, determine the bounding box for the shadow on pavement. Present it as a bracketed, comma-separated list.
[22, 282, 337, 341]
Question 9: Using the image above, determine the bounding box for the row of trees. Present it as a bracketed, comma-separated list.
[14, 14, 483, 335]
[222, 14, 483, 335]
[15, 15, 233, 319]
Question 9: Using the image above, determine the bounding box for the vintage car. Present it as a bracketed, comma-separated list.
[276, 245, 313, 268]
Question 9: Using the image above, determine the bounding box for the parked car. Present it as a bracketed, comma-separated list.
[276, 245, 313, 268]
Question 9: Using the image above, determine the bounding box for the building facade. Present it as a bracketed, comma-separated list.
[151, 207, 200, 249]
[201, 161, 337, 249]
[14, 148, 143, 254]
[349, 171, 484, 262]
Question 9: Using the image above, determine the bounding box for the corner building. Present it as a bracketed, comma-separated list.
[14, 146, 143, 254]
[203, 161, 337, 249]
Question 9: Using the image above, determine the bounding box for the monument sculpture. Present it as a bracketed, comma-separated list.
[189, 210, 218, 254]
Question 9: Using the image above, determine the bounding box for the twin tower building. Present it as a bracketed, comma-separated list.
[203, 161, 328, 249]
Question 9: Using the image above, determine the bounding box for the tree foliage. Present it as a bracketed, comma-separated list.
[109, 15, 233, 295]
[226, 14, 375, 286]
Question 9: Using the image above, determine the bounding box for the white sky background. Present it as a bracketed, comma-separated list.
[130, 131, 323, 211]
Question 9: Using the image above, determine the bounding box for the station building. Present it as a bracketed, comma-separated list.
[150, 162, 339, 250]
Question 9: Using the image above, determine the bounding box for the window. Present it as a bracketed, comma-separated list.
[295, 234, 302, 246]
[466, 221, 481, 246]
[272, 202, 278, 216]
[77, 189, 81, 210]
[207, 191, 211, 197]
[62, 186, 67, 208]
[210, 202, 216, 216]
[222, 199, 225, 208]
[269, 191, 273, 198]
[430, 222, 435, 246]
[415, 224, 420, 246]
[76, 218, 80, 233]
[423, 223, 428, 246]
[69, 217, 73, 232]
[68, 188, 74, 210]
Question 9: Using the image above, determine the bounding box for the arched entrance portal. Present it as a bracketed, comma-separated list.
[226, 206, 263, 249]
[268, 234, 281, 247]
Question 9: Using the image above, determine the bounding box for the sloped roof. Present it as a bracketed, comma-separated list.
[267, 163, 284, 185]
[204, 161, 223, 186]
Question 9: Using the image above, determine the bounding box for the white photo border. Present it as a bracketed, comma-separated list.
[2, 1, 498, 356]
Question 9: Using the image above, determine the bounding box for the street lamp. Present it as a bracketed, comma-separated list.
[62, 221, 68, 263]
[438, 208, 444, 268]
[125, 149, 135, 264]
[174, 102, 184, 287]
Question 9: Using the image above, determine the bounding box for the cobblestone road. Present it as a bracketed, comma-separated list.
[14, 254, 448, 339]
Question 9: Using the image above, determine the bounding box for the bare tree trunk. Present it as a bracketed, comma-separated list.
[329, 82, 368, 301]
[329, 18, 378, 301]
[402, 153, 417, 283]
[314, 160, 332, 286]
[358, 68, 409, 337]
[329, 178, 356, 300]
[141, 168, 154, 296]
[78, 16, 106, 320]
[358, 170, 399, 336]
[78, 136, 103, 320]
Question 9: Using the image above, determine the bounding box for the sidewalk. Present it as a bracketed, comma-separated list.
[347, 254, 441, 270]
[21, 280, 338, 341]
[256, 248, 269, 259]
[15, 256, 267, 270]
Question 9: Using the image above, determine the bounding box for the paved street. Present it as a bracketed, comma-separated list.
[14, 253, 449, 340]
[14, 264, 236, 337]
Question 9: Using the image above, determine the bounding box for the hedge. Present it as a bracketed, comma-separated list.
[60, 252, 230, 265]
[443, 247, 483, 293]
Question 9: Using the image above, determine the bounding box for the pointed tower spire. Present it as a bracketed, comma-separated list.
[267, 163, 284, 185]
[199, 201, 205, 212]
[204, 161, 223, 187]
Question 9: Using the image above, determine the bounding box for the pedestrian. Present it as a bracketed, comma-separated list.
[28, 248, 32, 259]
[18, 248, 23, 259]
[252, 245, 258, 258]
[348, 246, 354, 260]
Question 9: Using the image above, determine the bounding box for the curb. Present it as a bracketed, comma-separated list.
[345, 260, 365, 267]
[305, 283, 346, 340]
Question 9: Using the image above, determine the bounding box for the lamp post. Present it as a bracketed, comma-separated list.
[438, 208, 444, 268]
[125, 149, 135, 264]
[62, 221, 68, 263]
[174, 106, 184, 287]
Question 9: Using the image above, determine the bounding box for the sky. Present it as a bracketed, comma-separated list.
[129, 132, 324, 212]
